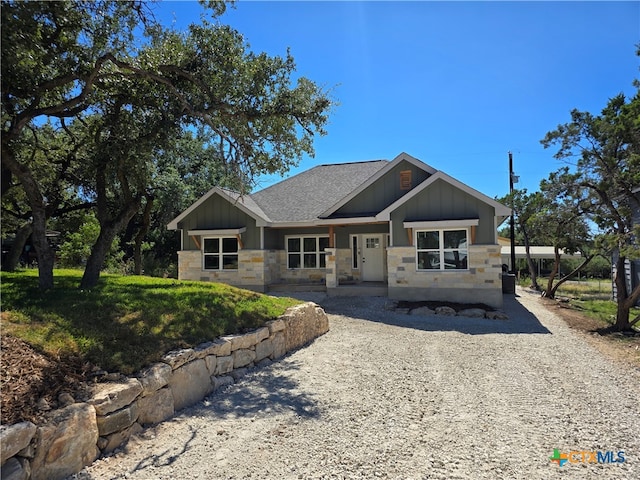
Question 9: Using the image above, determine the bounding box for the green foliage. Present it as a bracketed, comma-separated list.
[57, 213, 122, 268]
[2, 0, 334, 289]
[1, 269, 301, 374]
[541, 85, 640, 328]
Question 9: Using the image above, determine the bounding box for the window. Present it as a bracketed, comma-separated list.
[287, 236, 329, 269]
[203, 237, 238, 270]
[351, 235, 359, 269]
[416, 229, 468, 270]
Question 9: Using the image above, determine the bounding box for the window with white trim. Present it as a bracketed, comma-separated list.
[287, 236, 330, 269]
[203, 237, 239, 270]
[416, 229, 468, 270]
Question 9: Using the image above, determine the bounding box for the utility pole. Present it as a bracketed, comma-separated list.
[509, 151, 516, 274]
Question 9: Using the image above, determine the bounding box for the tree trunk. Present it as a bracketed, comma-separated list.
[80, 199, 142, 289]
[542, 248, 561, 298]
[522, 226, 540, 290]
[613, 255, 640, 331]
[2, 222, 32, 271]
[133, 195, 153, 275]
[1, 145, 55, 289]
[80, 227, 116, 289]
[546, 255, 594, 299]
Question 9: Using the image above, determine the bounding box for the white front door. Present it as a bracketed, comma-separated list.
[361, 235, 384, 281]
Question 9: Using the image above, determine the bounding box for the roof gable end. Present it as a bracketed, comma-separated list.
[376, 171, 511, 221]
[319, 152, 437, 218]
[167, 186, 270, 230]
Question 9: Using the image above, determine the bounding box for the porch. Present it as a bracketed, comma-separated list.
[268, 281, 388, 297]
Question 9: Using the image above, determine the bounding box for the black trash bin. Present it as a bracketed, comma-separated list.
[502, 273, 516, 294]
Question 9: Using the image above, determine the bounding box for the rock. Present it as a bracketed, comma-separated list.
[383, 300, 398, 311]
[89, 378, 143, 416]
[194, 338, 231, 358]
[230, 368, 248, 381]
[256, 358, 273, 368]
[204, 355, 218, 376]
[255, 326, 270, 343]
[99, 422, 143, 454]
[271, 331, 286, 359]
[137, 387, 174, 425]
[486, 311, 509, 320]
[36, 398, 51, 411]
[458, 308, 486, 318]
[435, 306, 456, 316]
[1, 457, 30, 480]
[410, 306, 435, 316]
[58, 392, 75, 407]
[31, 404, 99, 480]
[168, 359, 214, 411]
[96, 403, 139, 436]
[17, 444, 35, 459]
[222, 332, 257, 352]
[214, 356, 234, 376]
[266, 319, 286, 333]
[255, 338, 274, 362]
[283, 304, 329, 352]
[137, 363, 172, 397]
[233, 349, 256, 369]
[162, 348, 196, 370]
[0, 421, 37, 462]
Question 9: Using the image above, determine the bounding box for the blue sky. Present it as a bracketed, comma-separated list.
[153, 1, 639, 200]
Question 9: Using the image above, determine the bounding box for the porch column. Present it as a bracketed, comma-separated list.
[325, 247, 338, 288]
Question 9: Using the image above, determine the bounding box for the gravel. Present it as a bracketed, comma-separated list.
[70, 287, 639, 479]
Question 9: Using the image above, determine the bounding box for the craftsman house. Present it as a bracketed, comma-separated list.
[168, 152, 511, 307]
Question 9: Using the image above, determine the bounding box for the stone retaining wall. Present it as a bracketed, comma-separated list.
[0, 302, 329, 480]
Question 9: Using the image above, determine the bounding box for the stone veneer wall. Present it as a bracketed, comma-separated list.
[387, 244, 503, 308]
[0, 303, 329, 480]
[177, 250, 270, 292]
[272, 250, 326, 285]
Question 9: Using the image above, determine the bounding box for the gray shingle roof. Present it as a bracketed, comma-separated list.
[250, 160, 388, 222]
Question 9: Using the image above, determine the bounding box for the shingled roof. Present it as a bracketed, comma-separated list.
[250, 160, 388, 223]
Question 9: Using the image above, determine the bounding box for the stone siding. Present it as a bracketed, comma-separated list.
[177, 250, 270, 292]
[0, 303, 329, 480]
[387, 244, 503, 308]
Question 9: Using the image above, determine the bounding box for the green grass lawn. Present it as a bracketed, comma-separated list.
[1, 269, 301, 374]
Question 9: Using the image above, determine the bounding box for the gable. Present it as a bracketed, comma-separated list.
[176, 192, 257, 231]
[387, 177, 501, 245]
[326, 159, 432, 218]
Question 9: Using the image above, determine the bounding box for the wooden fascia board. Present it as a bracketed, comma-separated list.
[376, 171, 512, 221]
[167, 187, 270, 230]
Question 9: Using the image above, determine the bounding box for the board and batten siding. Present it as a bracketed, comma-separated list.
[178, 193, 261, 250]
[331, 160, 430, 218]
[389, 178, 497, 246]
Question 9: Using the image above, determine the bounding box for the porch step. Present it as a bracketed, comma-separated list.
[328, 284, 388, 297]
[268, 284, 327, 293]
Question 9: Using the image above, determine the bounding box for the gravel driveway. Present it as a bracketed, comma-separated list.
[72, 288, 639, 479]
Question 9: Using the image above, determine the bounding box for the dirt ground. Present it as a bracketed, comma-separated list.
[1, 294, 638, 426]
[538, 296, 640, 369]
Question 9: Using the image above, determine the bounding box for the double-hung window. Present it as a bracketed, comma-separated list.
[287, 236, 330, 269]
[416, 229, 468, 270]
[203, 237, 239, 270]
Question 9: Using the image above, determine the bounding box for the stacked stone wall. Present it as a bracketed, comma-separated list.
[387, 244, 503, 308]
[0, 303, 329, 480]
